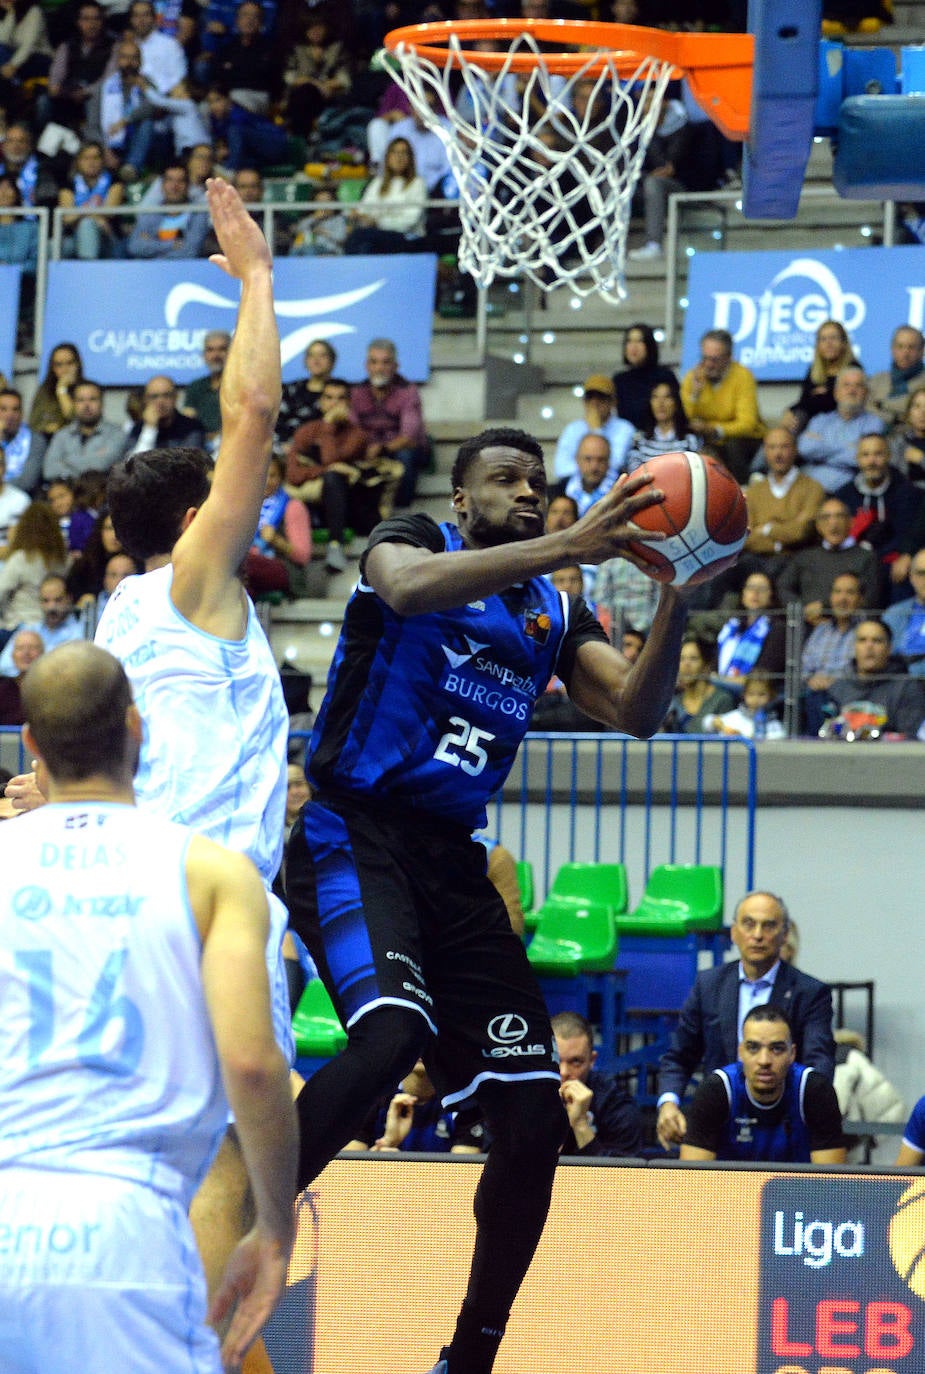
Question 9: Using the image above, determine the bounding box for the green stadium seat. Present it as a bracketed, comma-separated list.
[617, 864, 724, 937]
[526, 899, 618, 976]
[548, 862, 629, 914]
[292, 978, 347, 1059]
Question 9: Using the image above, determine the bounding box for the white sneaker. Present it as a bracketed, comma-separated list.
[628, 242, 664, 261]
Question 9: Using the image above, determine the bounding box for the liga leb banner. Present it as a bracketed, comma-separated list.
[42, 255, 438, 386]
[682, 245, 925, 381]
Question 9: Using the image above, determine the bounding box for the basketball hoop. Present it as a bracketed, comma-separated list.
[383, 20, 753, 302]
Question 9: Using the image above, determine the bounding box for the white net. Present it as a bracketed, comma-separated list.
[385, 30, 674, 303]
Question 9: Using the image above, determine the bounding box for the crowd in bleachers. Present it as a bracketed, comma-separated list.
[537, 319, 925, 739]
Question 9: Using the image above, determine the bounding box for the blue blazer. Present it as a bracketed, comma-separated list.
[658, 959, 836, 1102]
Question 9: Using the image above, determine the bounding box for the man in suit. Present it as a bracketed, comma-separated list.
[656, 890, 835, 1151]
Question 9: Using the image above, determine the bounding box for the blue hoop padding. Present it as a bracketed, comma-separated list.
[742, 0, 822, 219]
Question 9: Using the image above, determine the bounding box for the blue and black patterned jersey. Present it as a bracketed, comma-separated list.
[686, 1062, 843, 1163]
[307, 515, 607, 829]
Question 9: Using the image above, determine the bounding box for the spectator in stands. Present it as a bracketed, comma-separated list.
[0, 444, 28, 545]
[276, 338, 337, 449]
[661, 633, 735, 733]
[344, 136, 427, 255]
[97, 36, 152, 182]
[0, 0, 52, 122]
[29, 343, 83, 442]
[832, 1028, 905, 1162]
[715, 570, 786, 687]
[560, 433, 618, 518]
[50, 472, 98, 552]
[884, 550, 925, 678]
[681, 328, 765, 482]
[834, 432, 923, 599]
[350, 337, 428, 509]
[126, 0, 186, 97]
[204, 82, 289, 172]
[0, 626, 42, 722]
[796, 365, 885, 493]
[182, 330, 228, 451]
[552, 1010, 642, 1157]
[197, 0, 278, 79]
[244, 454, 311, 595]
[0, 500, 67, 634]
[777, 497, 881, 624]
[285, 376, 373, 574]
[780, 319, 857, 436]
[0, 570, 82, 674]
[744, 426, 824, 573]
[545, 493, 579, 532]
[46, 475, 92, 553]
[369, 91, 451, 192]
[283, 12, 352, 139]
[0, 174, 36, 270]
[211, 0, 281, 115]
[627, 89, 692, 263]
[801, 570, 865, 733]
[47, 0, 110, 133]
[554, 374, 634, 483]
[126, 161, 208, 258]
[627, 378, 699, 472]
[290, 183, 348, 257]
[58, 140, 125, 260]
[124, 374, 204, 454]
[621, 626, 646, 662]
[2, 387, 44, 492]
[612, 322, 678, 432]
[0, 124, 58, 209]
[141, 140, 214, 207]
[824, 617, 925, 738]
[868, 325, 925, 432]
[65, 507, 124, 605]
[679, 1004, 845, 1164]
[895, 1094, 925, 1167]
[42, 379, 125, 482]
[893, 385, 925, 480]
[657, 890, 836, 1150]
[702, 667, 785, 739]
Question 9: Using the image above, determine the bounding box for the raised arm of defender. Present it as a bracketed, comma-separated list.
[171, 178, 282, 638]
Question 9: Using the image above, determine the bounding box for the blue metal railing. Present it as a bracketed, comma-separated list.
[4, 728, 755, 908]
[488, 731, 757, 909]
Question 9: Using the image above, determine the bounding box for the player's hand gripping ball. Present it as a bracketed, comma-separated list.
[627, 450, 748, 586]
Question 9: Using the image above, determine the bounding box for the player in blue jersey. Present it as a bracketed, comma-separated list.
[0, 642, 297, 1372]
[680, 1005, 845, 1164]
[285, 427, 701, 1374]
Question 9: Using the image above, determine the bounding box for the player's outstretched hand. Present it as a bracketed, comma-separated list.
[206, 177, 272, 281]
[209, 1227, 290, 1372]
[562, 470, 666, 567]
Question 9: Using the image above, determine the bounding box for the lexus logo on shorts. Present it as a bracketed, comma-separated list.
[487, 1014, 528, 1044]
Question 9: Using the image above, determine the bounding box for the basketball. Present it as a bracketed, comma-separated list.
[625, 451, 748, 587]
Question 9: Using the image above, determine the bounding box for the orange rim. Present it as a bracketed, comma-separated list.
[384, 19, 753, 139]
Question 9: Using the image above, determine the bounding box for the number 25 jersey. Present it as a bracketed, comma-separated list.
[307, 516, 606, 830]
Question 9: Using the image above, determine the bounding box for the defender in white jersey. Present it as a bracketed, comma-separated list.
[7, 180, 295, 1374]
[0, 642, 296, 1372]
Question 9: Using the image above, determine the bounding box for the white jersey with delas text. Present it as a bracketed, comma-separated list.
[0, 804, 226, 1208]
